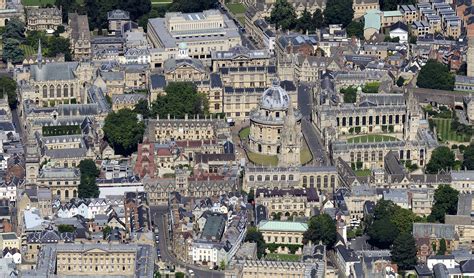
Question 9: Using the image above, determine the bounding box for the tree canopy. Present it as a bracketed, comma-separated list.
[303, 214, 337, 248]
[0, 76, 18, 109]
[427, 184, 459, 223]
[346, 20, 364, 39]
[4, 18, 25, 42]
[245, 227, 265, 258]
[417, 60, 455, 91]
[3, 38, 24, 64]
[103, 109, 146, 156]
[151, 82, 208, 119]
[391, 233, 417, 270]
[134, 99, 151, 119]
[168, 0, 217, 13]
[323, 0, 354, 27]
[268, 0, 297, 30]
[425, 146, 455, 174]
[462, 144, 474, 170]
[78, 159, 100, 198]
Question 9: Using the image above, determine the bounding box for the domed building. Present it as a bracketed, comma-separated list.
[248, 79, 303, 166]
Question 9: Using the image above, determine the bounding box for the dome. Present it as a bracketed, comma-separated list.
[178, 42, 188, 50]
[260, 79, 290, 110]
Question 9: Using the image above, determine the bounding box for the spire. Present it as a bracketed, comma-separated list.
[37, 39, 42, 69]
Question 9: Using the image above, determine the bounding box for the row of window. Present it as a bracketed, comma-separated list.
[337, 114, 405, 127]
[35, 84, 75, 99]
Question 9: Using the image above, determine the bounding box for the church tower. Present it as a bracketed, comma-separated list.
[25, 132, 40, 184]
[278, 101, 302, 167]
[468, 38, 474, 77]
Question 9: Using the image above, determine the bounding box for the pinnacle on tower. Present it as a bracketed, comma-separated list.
[37, 39, 43, 69]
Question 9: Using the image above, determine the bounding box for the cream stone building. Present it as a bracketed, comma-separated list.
[353, 0, 380, 19]
[26, 7, 62, 31]
[233, 260, 323, 278]
[37, 167, 80, 201]
[111, 94, 146, 112]
[258, 220, 307, 245]
[147, 10, 241, 67]
[248, 80, 302, 164]
[255, 187, 319, 218]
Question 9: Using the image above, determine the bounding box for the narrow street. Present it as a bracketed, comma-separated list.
[152, 206, 224, 278]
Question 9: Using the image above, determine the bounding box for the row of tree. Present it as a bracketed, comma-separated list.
[267, 0, 353, 32]
[426, 144, 474, 174]
[417, 60, 455, 91]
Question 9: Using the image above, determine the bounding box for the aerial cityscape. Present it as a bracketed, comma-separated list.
[0, 0, 470, 277]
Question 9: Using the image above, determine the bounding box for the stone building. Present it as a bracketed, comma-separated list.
[107, 9, 130, 35]
[248, 80, 302, 164]
[255, 187, 319, 218]
[353, 0, 380, 18]
[258, 220, 307, 245]
[37, 167, 79, 201]
[314, 76, 438, 169]
[147, 10, 241, 67]
[26, 7, 62, 31]
[69, 13, 91, 60]
[111, 94, 146, 112]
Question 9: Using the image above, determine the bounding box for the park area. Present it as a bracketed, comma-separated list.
[265, 253, 301, 262]
[21, 0, 55, 6]
[432, 118, 470, 142]
[347, 134, 399, 144]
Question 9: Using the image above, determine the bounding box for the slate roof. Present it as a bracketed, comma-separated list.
[390, 21, 409, 32]
[30, 62, 79, 81]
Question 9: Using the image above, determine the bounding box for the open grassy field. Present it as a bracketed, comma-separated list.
[355, 169, 371, 177]
[300, 142, 312, 165]
[432, 118, 470, 142]
[151, 0, 172, 6]
[347, 134, 399, 144]
[20, 45, 36, 57]
[227, 3, 246, 14]
[239, 127, 250, 140]
[247, 152, 278, 166]
[265, 253, 301, 262]
[22, 0, 55, 6]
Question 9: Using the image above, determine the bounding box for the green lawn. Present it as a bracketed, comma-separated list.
[227, 3, 246, 14]
[22, 0, 55, 6]
[432, 118, 470, 142]
[152, 0, 172, 5]
[265, 253, 301, 262]
[239, 127, 250, 140]
[347, 134, 399, 144]
[20, 45, 36, 57]
[247, 152, 278, 166]
[355, 169, 371, 177]
[300, 143, 312, 165]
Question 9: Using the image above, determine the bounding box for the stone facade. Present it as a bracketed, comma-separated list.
[37, 167, 79, 201]
[69, 13, 91, 60]
[26, 7, 62, 31]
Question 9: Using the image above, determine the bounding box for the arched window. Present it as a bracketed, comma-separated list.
[73, 190, 77, 198]
[35, 85, 39, 94]
[281, 175, 286, 181]
[63, 84, 68, 97]
[265, 175, 270, 181]
[273, 175, 278, 181]
[43, 85, 48, 98]
[257, 175, 262, 181]
[57, 85, 61, 98]
[70, 84, 74, 96]
[310, 176, 314, 186]
[65, 190, 69, 198]
[303, 176, 307, 186]
[49, 85, 55, 98]
[56, 190, 61, 197]
[324, 176, 328, 188]
[288, 174, 294, 181]
[249, 175, 255, 182]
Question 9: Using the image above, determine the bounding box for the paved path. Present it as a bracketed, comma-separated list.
[153, 206, 224, 278]
[297, 83, 331, 166]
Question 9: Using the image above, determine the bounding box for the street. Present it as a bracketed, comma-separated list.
[152, 206, 224, 278]
[297, 83, 330, 166]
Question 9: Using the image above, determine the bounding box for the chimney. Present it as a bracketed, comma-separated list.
[167, 114, 170, 120]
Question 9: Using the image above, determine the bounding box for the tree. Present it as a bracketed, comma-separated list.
[268, 0, 297, 30]
[346, 21, 364, 39]
[396, 76, 405, 87]
[417, 60, 455, 91]
[3, 18, 25, 42]
[151, 82, 208, 119]
[47, 36, 72, 61]
[168, 0, 217, 13]
[391, 207, 417, 234]
[53, 25, 65, 36]
[303, 214, 337, 248]
[78, 159, 100, 198]
[428, 185, 459, 223]
[245, 227, 265, 258]
[58, 224, 75, 233]
[462, 144, 474, 170]
[55, 0, 84, 22]
[120, 0, 152, 21]
[340, 86, 357, 103]
[367, 219, 398, 249]
[103, 226, 112, 239]
[138, 6, 168, 31]
[323, 0, 354, 27]
[2, 38, 24, 64]
[133, 99, 151, 119]
[296, 9, 312, 33]
[391, 233, 417, 270]
[219, 260, 226, 270]
[175, 272, 185, 278]
[0, 76, 18, 109]
[311, 9, 324, 30]
[437, 238, 447, 255]
[425, 146, 455, 174]
[103, 109, 145, 156]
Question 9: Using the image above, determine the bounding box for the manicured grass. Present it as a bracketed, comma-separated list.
[300, 143, 312, 165]
[236, 15, 246, 25]
[432, 118, 470, 142]
[247, 152, 278, 166]
[227, 3, 246, 14]
[355, 169, 371, 177]
[239, 127, 250, 140]
[265, 253, 301, 262]
[20, 45, 36, 57]
[22, 0, 55, 6]
[151, 0, 172, 5]
[347, 134, 399, 144]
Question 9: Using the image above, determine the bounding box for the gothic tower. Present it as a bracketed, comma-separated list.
[278, 101, 302, 167]
[25, 132, 40, 184]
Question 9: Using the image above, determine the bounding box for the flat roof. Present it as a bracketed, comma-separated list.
[258, 220, 308, 232]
